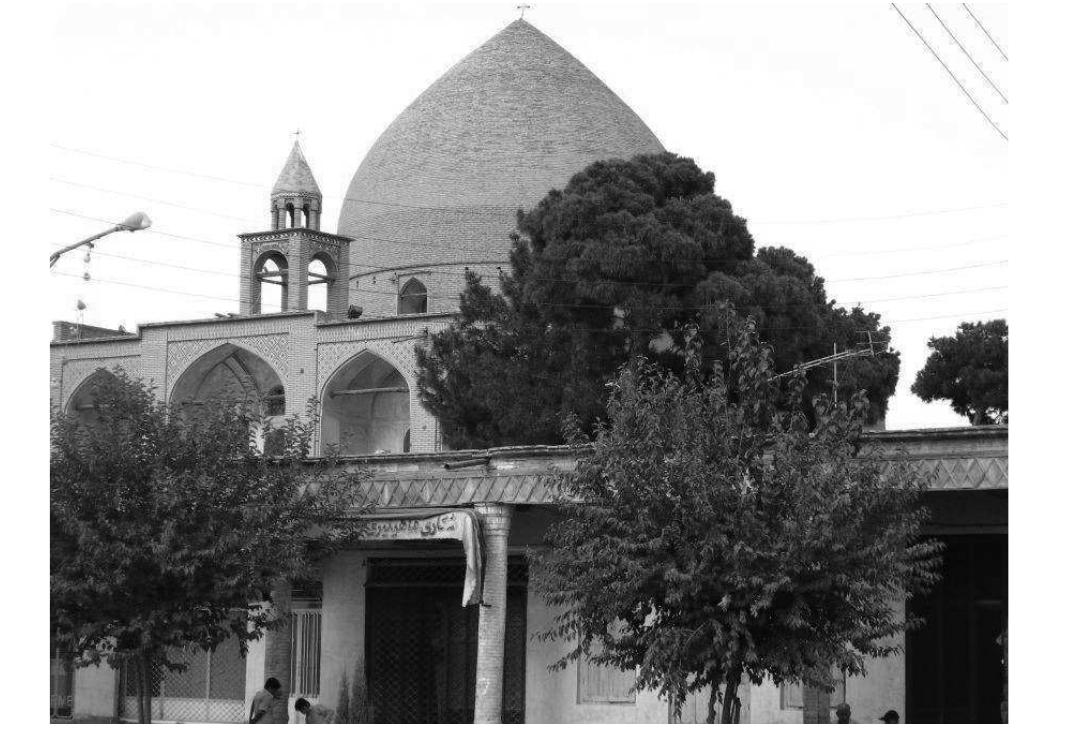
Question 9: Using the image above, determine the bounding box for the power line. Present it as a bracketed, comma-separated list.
[753, 202, 1006, 225]
[962, 3, 1007, 62]
[51, 258, 1006, 316]
[51, 205, 1006, 282]
[51, 178, 260, 224]
[50, 181, 1007, 264]
[51, 271, 238, 305]
[49, 207, 1007, 291]
[926, 4, 1007, 104]
[47, 262, 1010, 333]
[52, 142, 1008, 226]
[891, 3, 1007, 141]
[825, 258, 1006, 282]
[50, 143, 515, 214]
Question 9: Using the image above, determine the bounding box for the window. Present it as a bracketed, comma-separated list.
[290, 582, 323, 698]
[781, 682, 804, 710]
[397, 278, 428, 315]
[577, 648, 636, 704]
[780, 673, 845, 710]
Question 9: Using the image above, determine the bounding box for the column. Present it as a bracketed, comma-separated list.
[473, 503, 513, 723]
[262, 581, 292, 716]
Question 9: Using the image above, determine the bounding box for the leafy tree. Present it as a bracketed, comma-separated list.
[50, 370, 363, 723]
[529, 310, 940, 723]
[417, 152, 899, 449]
[912, 318, 1008, 425]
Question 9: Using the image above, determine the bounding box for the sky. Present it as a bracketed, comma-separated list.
[46, 0, 1008, 430]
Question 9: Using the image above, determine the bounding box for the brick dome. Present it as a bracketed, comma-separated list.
[340, 19, 664, 312]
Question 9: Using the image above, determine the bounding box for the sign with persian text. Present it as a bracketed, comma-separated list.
[357, 510, 483, 606]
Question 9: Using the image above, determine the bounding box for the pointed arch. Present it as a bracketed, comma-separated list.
[65, 368, 123, 427]
[169, 343, 284, 419]
[398, 277, 428, 315]
[321, 350, 411, 455]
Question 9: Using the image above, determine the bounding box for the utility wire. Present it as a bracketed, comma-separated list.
[52, 142, 1007, 226]
[926, 4, 1007, 103]
[51, 260, 1007, 314]
[47, 265, 1010, 333]
[49, 206, 1008, 291]
[891, 3, 1007, 141]
[50, 206, 1006, 279]
[962, 3, 1007, 61]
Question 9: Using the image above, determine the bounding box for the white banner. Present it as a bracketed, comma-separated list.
[357, 510, 484, 606]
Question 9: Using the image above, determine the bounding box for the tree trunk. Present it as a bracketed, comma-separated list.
[720, 670, 742, 724]
[138, 654, 153, 724]
[705, 671, 724, 724]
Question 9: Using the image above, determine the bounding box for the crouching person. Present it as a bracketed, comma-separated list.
[295, 697, 336, 724]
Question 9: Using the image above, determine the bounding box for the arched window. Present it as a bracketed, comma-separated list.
[255, 253, 288, 313]
[398, 278, 428, 315]
[307, 256, 333, 312]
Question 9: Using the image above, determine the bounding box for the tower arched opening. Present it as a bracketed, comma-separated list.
[307, 255, 335, 312]
[254, 252, 288, 314]
[322, 352, 410, 455]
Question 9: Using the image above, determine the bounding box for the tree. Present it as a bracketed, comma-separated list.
[529, 310, 940, 723]
[50, 370, 363, 723]
[417, 152, 899, 449]
[912, 319, 1008, 425]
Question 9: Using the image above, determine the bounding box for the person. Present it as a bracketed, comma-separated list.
[878, 709, 900, 724]
[250, 677, 288, 724]
[835, 703, 853, 723]
[295, 697, 336, 724]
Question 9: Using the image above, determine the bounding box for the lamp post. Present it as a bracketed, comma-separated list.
[49, 212, 152, 268]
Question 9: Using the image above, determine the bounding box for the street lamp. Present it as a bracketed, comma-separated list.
[49, 212, 152, 268]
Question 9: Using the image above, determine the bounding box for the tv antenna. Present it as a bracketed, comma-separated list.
[517, 4, 532, 20]
[774, 332, 887, 404]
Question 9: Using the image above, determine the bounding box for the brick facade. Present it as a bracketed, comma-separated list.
[50, 310, 452, 455]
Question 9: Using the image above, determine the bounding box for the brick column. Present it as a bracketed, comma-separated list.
[263, 581, 292, 701]
[473, 503, 513, 723]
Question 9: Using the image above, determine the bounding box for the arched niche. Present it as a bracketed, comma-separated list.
[321, 351, 410, 455]
[398, 278, 428, 315]
[170, 344, 285, 420]
[65, 368, 122, 427]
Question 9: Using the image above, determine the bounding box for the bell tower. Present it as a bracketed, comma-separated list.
[238, 141, 351, 315]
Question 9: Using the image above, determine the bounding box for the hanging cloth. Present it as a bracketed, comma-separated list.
[355, 508, 484, 606]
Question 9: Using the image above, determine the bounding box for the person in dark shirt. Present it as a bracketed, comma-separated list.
[249, 677, 287, 724]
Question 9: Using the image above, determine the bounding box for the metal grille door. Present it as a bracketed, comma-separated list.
[366, 558, 527, 724]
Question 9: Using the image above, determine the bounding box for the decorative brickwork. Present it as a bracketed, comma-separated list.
[60, 356, 142, 410]
[166, 334, 291, 391]
[339, 19, 664, 317]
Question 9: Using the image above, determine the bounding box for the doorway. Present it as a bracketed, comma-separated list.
[365, 558, 527, 723]
[906, 533, 1007, 723]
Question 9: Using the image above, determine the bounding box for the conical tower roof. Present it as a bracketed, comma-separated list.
[339, 19, 664, 274]
[272, 141, 321, 199]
